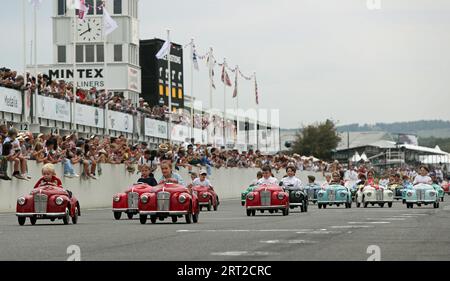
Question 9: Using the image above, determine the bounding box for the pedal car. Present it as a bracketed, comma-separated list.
[245, 184, 289, 216]
[16, 184, 80, 225]
[404, 184, 440, 209]
[317, 184, 352, 209]
[284, 185, 308, 212]
[305, 183, 321, 204]
[112, 183, 153, 220]
[387, 183, 404, 200]
[192, 185, 219, 211]
[356, 184, 394, 208]
[138, 181, 199, 224]
[441, 181, 449, 194]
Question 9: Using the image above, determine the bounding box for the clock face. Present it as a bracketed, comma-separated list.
[77, 18, 102, 42]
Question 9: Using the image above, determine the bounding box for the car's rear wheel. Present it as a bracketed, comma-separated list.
[283, 207, 289, 216]
[185, 213, 192, 224]
[417, 203, 422, 207]
[441, 197, 444, 202]
[207, 200, 212, 211]
[150, 216, 157, 224]
[246, 209, 252, 216]
[364, 202, 368, 208]
[62, 208, 70, 225]
[336, 204, 340, 207]
[304, 201, 308, 212]
[139, 215, 147, 224]
[127, 212, 134, 220]
[323, 204, 327, 209]
[171, 216, 178, 223]
[356, 202, 360, 208]
[269, 210, 274, 214]
[379, 203, 385, 208]
[193, 212, 199, 223]
[214, 197, 218, 211]
[113, 212, 122, 220]
[260, 210, 265, 213]
[388, 202, 393, 208]
[318, 203, 322, 209]
[18, 217, 26, 226]
[434, 202, 439, 208]
[241, 201, 245, 206]
[29, 217, 37, 225]
[72, 207, 79, 224]
[251, 210, 256, 216]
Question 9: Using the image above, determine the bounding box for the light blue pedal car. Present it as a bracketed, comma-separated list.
[404, 183, 440, 209]
[305, 183, 322, 204]
[317, 184, 352, 209]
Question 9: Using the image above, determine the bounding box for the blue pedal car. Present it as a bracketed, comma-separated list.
[317, 184, 352, 209]
[404, 183, 440, 209]
[432, 183, 445, 202]
[305, 183, 322, 204]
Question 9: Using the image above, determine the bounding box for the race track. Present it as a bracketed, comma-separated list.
[1, 198, 449, 261]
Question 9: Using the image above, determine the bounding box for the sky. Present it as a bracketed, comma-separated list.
[1, 0, 450, 129]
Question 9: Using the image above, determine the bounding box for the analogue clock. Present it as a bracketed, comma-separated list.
[77, 18, 102, 42]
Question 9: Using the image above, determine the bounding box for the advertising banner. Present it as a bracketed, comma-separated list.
[0, 88, 23, 115]
[75, 103, 104, 128]
[171, 124, 190, 142]
[36, 95, 71, 122]
[107, 110, 133, 133]
[144, 118, 168, 139]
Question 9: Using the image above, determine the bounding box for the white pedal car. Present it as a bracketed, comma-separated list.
[356, 184, 394, 208]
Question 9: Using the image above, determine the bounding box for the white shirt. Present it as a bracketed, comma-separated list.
[192, 178, 211, 187]
[138, 156, 159, 170]
[257, 176, 279, 186]
[281, 176, 303, 190]
[344, 170, 358, 181]
[413, 175, 432, 185]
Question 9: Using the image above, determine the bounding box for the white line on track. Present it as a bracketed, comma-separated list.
[331, 225, 373, 229]
[296, 229, 341, 234]
[401, 214, 428, 216]
[177, 229, 315, 233]
[260, 240, 316, 244]
[348, 221, 391, 224]
[366, 218, 406, 221]
[211, 251, 279, 256]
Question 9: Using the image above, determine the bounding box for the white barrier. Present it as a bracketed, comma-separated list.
[0, 162, 324, 213]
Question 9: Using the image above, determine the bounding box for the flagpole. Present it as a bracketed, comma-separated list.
[235, 65, 239, 148]
[22, 0, 28, 123]
[167, 29, 172, 144]
[190, 38, 194, 141]
[222, 58, 227, 148]
[33, 3, 38, 125]
[208, 47, 214, 146]
[254, 72, 259, 151]
[72, 8, 77, 132]
[103, 15, 109, 136]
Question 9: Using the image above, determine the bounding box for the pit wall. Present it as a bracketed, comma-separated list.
[0, 162, 324, 212]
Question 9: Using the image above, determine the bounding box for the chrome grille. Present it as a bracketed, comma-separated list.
[260, 191, 271, 206]
[34, 194, 48, 213]
[327, 189, 336, 201]
[417, 189, 425, 201]
[307, 189, 315, 199]
[157, 192, 170, 211]
[128, 192, 139, 209]
[375, 190, 384, 201]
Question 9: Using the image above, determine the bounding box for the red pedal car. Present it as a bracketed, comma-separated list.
[245, 184, 290, 216]
[442, 181, 450, 195]
[138, 182, 200, 224]
[112, 183, 153, 220]
[16, 184, 80, 225]
[192, 185, 219, 211]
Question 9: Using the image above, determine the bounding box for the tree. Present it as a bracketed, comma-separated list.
[290, 119, 341, 160]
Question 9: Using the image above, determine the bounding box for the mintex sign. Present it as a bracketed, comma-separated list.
[32, 66, 105, 89]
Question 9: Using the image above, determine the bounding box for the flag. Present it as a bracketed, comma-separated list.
[156, 40, 171, 60]
[103, 9, 118, 35]
[221, 65, 232, 87]
[192, 48, 199, 71]
[207, 54, 216, 89]
[232, 71, 238, 98]
[255, 76, 259, 105]
[78, 0, 89, 20]
[28, 0, 42, 7]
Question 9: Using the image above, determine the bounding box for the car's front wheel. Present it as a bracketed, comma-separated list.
[29, 217, 37, 225]
[62, 208, 70, 225]
[139, 215, 147, 224]
[379, 203, 385, 208]
[185, 213, 192, 224]
[113, 212, 122, 220]
[18, 217, 26, 226]
[388, 202, 393, 208]
[207, 200, 212, 211]
[127, 212, 134, 220]
[72, 207, 79, 224]
[246, 209, 252, 216]
[150, 216, 157, 224]
[282, 207, 289, 216]
[318, 203, 322, 209]
[171, 216, 178, 223]
[193, 212, 199, 223]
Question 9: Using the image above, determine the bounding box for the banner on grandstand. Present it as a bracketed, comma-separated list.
[0, 88, 23, 115]
[193, 128, 207, 144]
[171, 124, 190, 142]
[107, 110, 133, 133]
[75, 103, 104, 128]
[144, 118, 168, 139]
[36, 95, 70, 122]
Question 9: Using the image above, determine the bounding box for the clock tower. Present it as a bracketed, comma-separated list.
[42, 0, 141, 103]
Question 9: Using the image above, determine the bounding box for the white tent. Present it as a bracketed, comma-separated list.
[360, 153, 369, 162]
[420, 154, 450, 164]
[350, 151, 361, 162]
